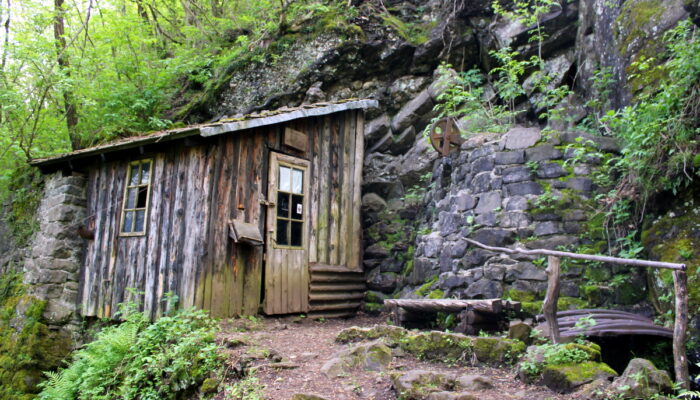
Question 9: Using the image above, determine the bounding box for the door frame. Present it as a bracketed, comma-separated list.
[264, 151, 311, 314]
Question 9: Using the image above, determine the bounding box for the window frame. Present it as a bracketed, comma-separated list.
[119, 159, 153, 237]
[273, 161, 307, 250]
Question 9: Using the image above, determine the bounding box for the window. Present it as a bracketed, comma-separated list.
[275, 164, 305, 248]
[120, 159, 152, 236]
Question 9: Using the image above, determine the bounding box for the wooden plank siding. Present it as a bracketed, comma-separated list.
[78, 109, 365, 319]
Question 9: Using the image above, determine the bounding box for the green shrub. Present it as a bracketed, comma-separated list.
[38, 305, 222, 400]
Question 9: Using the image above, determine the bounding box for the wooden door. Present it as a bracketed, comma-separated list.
[264, 152, 310, 314]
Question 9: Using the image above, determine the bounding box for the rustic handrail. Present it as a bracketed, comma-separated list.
[463, 238, 690, 389]
[462, 238, 686, 270]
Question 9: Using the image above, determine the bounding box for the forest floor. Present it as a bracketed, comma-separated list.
[212, 312, 579, 400]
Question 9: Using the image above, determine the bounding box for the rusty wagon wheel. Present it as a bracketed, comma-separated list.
[429, 117, 464, 157]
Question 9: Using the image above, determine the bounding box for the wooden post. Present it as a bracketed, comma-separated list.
[673, 270, 689, 389]
[543, 256, 561, 344]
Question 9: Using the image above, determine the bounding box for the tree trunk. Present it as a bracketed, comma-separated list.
[53, 0, 81, 150]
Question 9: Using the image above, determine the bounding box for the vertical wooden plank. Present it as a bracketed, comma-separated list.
[165, 148, 187, 314]
[103, 163, 124, 318]
[351, 111, 365, 270]
[82, 167, 101, 316]
[339, 111, 353, 267]
[143, 154, 165, 319]
[308, 118, 321, 264]
[317, 117, 331, 264]
[328, 113, 342, 265]
[155, 149, 177, 317]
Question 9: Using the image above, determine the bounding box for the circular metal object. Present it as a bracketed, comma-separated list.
[429, 117, 464, 157]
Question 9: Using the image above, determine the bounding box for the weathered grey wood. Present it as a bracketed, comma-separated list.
[309, 300, 362, 311]
[229, 220, 264, 245]
[284, 127, 308, 152]
[309, 283, 366, 292]
[464, 238, 686, 270]
[317, 116, 331, 264]
[328, 113, 341, 265]
[543, 256, 561, 344]
[309, 273, 366, 283]
[673, 270, 689, 389]
[351, 111, 364, 270]
[384, 299, 505, 314]
[309, 264, 364, 273]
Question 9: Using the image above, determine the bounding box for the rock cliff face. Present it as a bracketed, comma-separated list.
[189, 0, 691, 311]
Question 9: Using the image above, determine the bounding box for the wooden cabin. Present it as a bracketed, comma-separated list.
[33, 100, 377, 319]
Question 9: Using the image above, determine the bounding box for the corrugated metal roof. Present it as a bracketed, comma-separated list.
[31, 99, 378, 167]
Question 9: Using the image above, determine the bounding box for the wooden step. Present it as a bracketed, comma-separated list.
[310, 274, 365, 283]
[308, 300, 362, 312]
[309, 291, 365, 302]
[309, 283, 366, 292]
[309, 263, 363, 274]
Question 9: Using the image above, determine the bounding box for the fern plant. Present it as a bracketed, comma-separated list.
[38, 304, 222, 400]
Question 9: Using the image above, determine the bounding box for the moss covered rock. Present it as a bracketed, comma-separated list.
[335, 325, 408, 345]
[320, 341, 392, 377]
[0, 272, 72, 399]
[541, 362, 617, 393]
[398, 331, 473, 363]
[473, 337, 526, 366]
[642, 192, 700, 316]
[611, 358, 672, 399]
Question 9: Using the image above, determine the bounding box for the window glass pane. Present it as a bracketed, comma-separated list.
[126, 188, 137, 209]
[123, 211, 134, 233]
[291, 221, 303, 246]
[291, 195, 303, 219]
[134, 210, 145, 232]
[129, 165, 140, 185]
[292, 169, 303, 194]
[276, 219, 288, 245]
[137, 187, 148, 208]
[140, 162, 150, 184]
[279, 166, 291, 192]
[277, 192, 290, 218]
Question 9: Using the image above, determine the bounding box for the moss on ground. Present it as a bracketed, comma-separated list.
[399, 331, 474, 363]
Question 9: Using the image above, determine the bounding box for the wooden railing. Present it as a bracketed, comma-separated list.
[464, 238, 690, 389]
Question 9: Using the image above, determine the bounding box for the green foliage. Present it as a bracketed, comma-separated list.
[0, 0, 359, 195]
[519, 342, 597, 377]
[601, 21, 700, 200]
[224, 375, 264, 400]
[38, 304, 222, 400]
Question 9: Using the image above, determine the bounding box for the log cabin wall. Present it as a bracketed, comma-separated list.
[78, 108, 364, 320]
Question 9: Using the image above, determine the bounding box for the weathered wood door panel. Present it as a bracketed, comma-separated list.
[265, 152, 310, 314]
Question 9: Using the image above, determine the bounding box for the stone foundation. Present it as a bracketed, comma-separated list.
[23, 173, 87, 330]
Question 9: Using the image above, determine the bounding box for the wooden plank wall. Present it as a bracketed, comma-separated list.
[78, 109, 364, 319]
[299, 110, 364, 271]
[80, 130, 271, 319]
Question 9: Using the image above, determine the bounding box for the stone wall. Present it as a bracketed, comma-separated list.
[361, 125, 653, 314]
[23, 173, 87, 331]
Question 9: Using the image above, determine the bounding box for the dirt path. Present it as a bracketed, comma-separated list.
[215, 313, 574, 400]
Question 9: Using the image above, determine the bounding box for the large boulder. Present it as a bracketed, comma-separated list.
[320, 341, 392, 377]
[611, 358, 673, 399]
